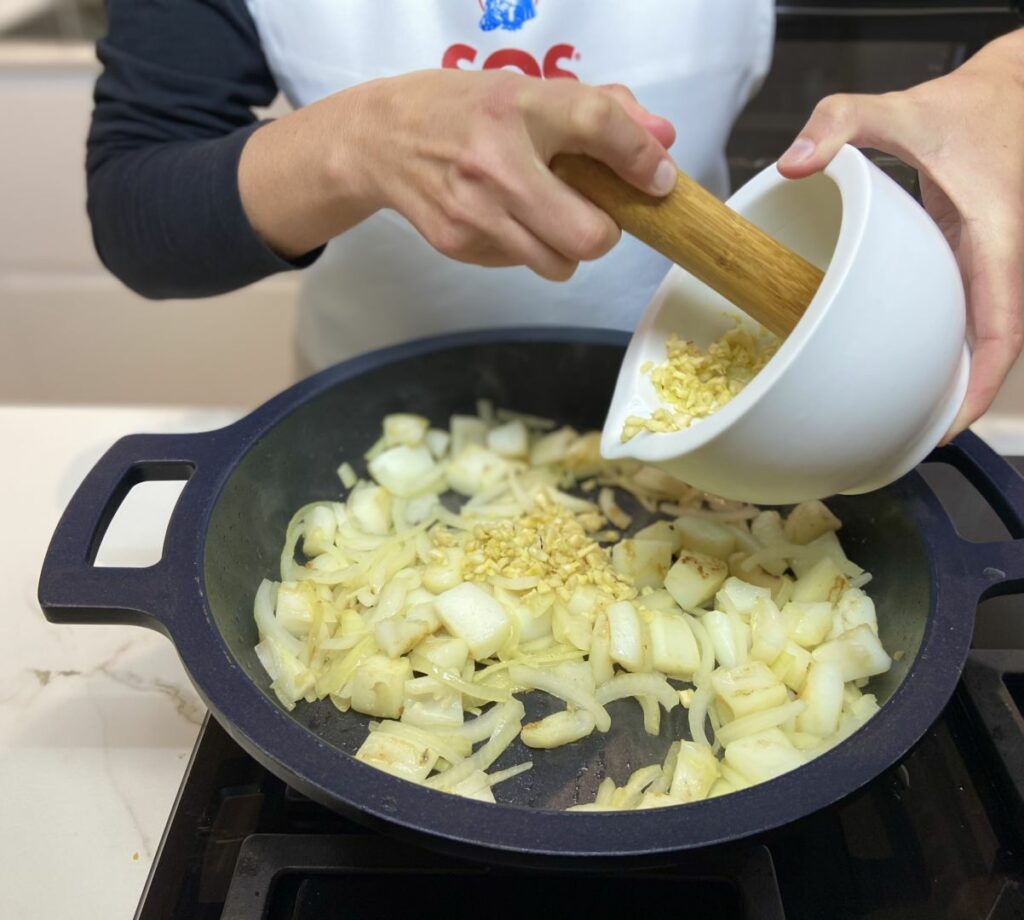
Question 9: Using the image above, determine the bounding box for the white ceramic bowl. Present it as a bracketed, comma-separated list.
[601, 144, 970, 504]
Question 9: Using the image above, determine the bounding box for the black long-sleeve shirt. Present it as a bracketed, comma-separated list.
[86, 0, 322, 299]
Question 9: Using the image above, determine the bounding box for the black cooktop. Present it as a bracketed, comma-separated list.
[134, 461, 1024, 920]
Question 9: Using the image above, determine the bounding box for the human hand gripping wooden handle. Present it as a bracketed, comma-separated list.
[551, 155, 824, 338]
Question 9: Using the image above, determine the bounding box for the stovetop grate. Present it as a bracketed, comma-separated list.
[219, 835, 783, 920]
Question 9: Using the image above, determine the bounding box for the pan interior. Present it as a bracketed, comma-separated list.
[202, 339, 931, 809]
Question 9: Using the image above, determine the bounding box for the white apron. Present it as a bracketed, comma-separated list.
[244, 0, 775, 368]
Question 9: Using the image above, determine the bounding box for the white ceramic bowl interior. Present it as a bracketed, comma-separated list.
[602, 144, 969, 504]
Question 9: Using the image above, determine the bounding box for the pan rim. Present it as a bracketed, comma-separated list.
[171, 327, 974, 862]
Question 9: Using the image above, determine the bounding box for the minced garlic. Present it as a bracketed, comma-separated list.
[461, 493, 637, 602]
[622, 322, 779, 441]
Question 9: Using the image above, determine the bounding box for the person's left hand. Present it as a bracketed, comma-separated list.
[777, 30, 1024, 440]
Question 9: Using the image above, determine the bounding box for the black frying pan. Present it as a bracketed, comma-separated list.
[37, 328, 1024, 868]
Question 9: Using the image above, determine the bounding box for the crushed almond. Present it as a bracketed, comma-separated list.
[460, 492, 636, 602]
[622, 322, 779, 441]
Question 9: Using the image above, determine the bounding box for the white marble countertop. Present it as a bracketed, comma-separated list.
[0, 405, 240, 920]
[2, 402, 1022, 920]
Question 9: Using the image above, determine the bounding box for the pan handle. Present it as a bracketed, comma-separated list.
[37, 431, 217, 635]
[930, 431, 1024, 599]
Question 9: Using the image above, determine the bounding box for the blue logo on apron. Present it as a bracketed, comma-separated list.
[480, 0, 536, 32]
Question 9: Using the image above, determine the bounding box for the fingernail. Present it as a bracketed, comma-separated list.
[780, 137, 815, 166]
[650, 159, 677, 196]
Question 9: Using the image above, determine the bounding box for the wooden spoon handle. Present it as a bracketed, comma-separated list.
[551, 154, 823, 338]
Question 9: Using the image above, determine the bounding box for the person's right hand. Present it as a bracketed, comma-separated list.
[239, 70, 677, 280]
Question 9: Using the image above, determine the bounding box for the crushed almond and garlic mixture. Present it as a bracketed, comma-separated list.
[462, 494, 637, 601]
[622, 322, 779, 442]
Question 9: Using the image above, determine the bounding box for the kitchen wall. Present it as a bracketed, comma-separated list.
[0, 39, 303, 409]
[3, 4, 1024, 421]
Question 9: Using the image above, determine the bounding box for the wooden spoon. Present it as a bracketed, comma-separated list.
[552, 155, 824, 338]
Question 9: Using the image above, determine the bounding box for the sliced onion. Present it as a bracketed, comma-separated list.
[371, 719, 471, 763]
[716, 700, 807, 747]
[595, 672, 678, 713]
[254, 580, 304, 656]
[508, 663, 611, 732]
[595, 776, 617, 806]
[688, 680, 714, 747]
[639, 696, 661, 736]
[441, 700, 520, 745]
[426, 700, 526, 791]
[486, 761, 533, 787]
[419, 662, 511, 704]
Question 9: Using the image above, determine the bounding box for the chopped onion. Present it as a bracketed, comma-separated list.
[664, 503, 759, 522]
[495, 408, 557, 430]
[546, 488, 599, 514]
[599, 487, 632, 530]
[254, 405, 892, 812]
[337, 462, 358, 489]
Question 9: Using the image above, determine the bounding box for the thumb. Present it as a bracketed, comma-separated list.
[601, 83, 677, 150]
[776, 91, 924, 179]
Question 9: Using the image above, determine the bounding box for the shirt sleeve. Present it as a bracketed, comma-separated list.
[86, 0, 324, 300]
